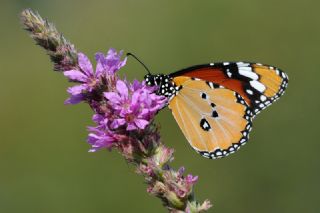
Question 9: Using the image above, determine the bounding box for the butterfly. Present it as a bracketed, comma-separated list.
[128, 54, 288, 159]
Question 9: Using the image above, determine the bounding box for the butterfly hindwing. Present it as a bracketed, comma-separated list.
[168, 76, 253, 159]
[170, 62, 289, 116]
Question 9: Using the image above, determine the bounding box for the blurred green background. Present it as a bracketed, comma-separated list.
[1, 0, 319, 212]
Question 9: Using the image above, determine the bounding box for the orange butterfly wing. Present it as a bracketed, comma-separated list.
[171, 62, 289, 115]
[168, 77, 253, 159]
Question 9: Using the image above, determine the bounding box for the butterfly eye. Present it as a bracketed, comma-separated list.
[144, 74, 150, 80]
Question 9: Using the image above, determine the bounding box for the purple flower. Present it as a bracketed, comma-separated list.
[87, 126, 117, 152]
[186, 174, 198, 184]
[95, 48, 127, 75]
[91, 114, 110, 129]
[104, 79, 166, 131]
[64, 84, 86, 104]
[63, 49, 127, 104]
[178, 167, 185, 178]
[64, 52, 101, 85]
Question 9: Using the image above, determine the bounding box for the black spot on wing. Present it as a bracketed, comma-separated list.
[200, 118, 211, 131]
[212, 110, 219, 118]
[201, 92, 207, 99]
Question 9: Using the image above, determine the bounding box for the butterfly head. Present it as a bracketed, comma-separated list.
[144, 74, 179, 98]
[144, 74, 167, 86]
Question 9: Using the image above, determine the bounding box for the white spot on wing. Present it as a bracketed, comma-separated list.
[260, 95, 267, 101]
[208, 82, 214, 89]
[250, 80, 266, 92]
[226, 69, 232, 77]
[239, 66, 252, 72]
[237, 62, 250, 67]
[239, 69, 259, 80]
[246, 89, 253, 95]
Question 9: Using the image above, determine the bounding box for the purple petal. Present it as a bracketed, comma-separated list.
[67, 85, 87, 95]
[134, 119, 149, 129]
[110, 118, 126, 129]
[87, 128, 116, 152]
[178, 167, 185, 177]
[95, 52, 105, 63]
[87, 133, 101, 144]
[92, 114, 103, 123]
[126, 123, 137, 131]
[116, 80, 128, 98]
[92, 114, 109, 126]
[186, 174, 198, 184]
[104, 92, 121, 104]
[88, 136, 113, 151]
[78, 53, 94, 76]
[105, 49, 127, 74]
[129, 104, 141, 116]
[118, 56, 127, 70]
[95, 52, 105, 77]
[106, 48, 117, 60]
[139, 109, 151, 118]
[131, 91, 140, 106]
[64, 85, 87, 105]
[131, 79, 143, 91]
[64, 94, 85, 105]
[64, 70, 88, 82]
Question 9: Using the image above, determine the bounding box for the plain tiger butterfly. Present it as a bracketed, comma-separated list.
[128, 54, 289, 159]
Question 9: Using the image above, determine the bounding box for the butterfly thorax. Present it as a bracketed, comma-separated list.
[144, 74, 180, 99]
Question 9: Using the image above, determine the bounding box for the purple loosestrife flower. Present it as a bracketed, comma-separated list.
[63, 50, 126, 104]
[82, 57, 166, 151]
[87, 114, 118, 152]
[186, 174, 198, 184]
[95, 48, 127, 75]
[87, 126, 117, 152]
[104, 79, 166, 131]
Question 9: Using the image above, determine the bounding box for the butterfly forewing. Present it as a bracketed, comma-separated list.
[169, 77, 253, 159]
[170, 62, 289, 115]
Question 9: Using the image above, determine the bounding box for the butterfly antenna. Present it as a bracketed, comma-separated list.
[126, 52, 151, 75]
